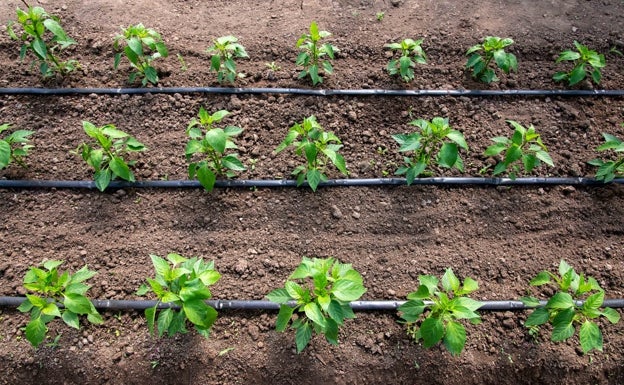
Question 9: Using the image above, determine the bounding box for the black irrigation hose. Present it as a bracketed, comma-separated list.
[1, 296, 624, 311]
[0, 177, 622, 190]
[1, 87, 624, 97]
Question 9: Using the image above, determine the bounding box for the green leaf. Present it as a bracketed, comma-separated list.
[150, 254, 171, 278]
[441, 268, 460, 293]
[438, 143, 458, 169]
[110, 156, 132, 181]
[332, 279, 366, 302]
[94, 169, 112, 192]
[25, 317, 47, 347]
[398, 300, 425, 322]
[145, 306, 156, 335]
[443, 320, 466, 356]
[0, 141, 10, 169]
[307, 169, 322, 191]
[41, 303, 61, 317]
[295, 322, 313, 353]
[156, 308, 174, 337]
[205, 128, 228, 153]
[579, 320, 602, 353]
[583, 291, 604, 312]
[62, 310, 79, 329]
[183, 299, 215, 329]
[197, 165, 217, 192]
[602, 307, 620, 324]
[71, 266, 97, 284]
[569, 65, 586, 86]
[551, 308, 575, 341]
[304, 302, 326, 328]
[420, 317, 444, 348]
[524, 307, 550, 327]
[327, 300, 346, 324]
[63, 293, 93, 314]
[276, 305, 295, 331]
[546, 292, 575, 310]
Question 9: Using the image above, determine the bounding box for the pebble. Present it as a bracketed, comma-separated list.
[331, 205, 343, 219]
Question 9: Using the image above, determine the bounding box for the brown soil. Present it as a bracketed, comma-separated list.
[1, 0, 624, 384]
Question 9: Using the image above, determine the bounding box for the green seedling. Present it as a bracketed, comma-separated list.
[185, 107, 246, 192]
[267, 257, 367, 353]
[177, 53, 188, 72]
[136, 253, 221, 338]
[17, 260, 103, 348]
[588, 131, 624, 182]
[483, 120, 553, 179]
[265, 61, 281, 71]
[385, 38, 427, 83]
[0, 123, 34, 169]
[392, 117, 468, 185]
[296, 21, 338, 85]
[75, 121, 146, 192]
[206, 35, 248, 84]
[7, 5, 79, 78]
[553, 41, 605, 86]
[376, 11, 385, 21]
[398, 268, 483, 356]
[520, 260, 620, 354]
[113, 23, 169, 86]
[274, 115, 348, 191]
[465, 36, 517, 83]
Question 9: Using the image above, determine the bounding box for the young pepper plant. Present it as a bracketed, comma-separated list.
[385, 38, 427, 83]
[520, 260, 620, 354]
[113, 23, 169, 86]
[206, 35, 248, 84]
[587, 131, 624, 183]
[17, 260, 103, 348]
[392, 117, 468, 185]
[185, 108, 246, 192]
[7, 5, 79, 78]
[0, 123, 34, 169]
[274, 115, 348, 192]
[75, 121, 146, 192]
[136, 253, 221, 338]
[483, 120, 554, 179]
[553, 41, 605, 86]
[465, 36, 517, 83]
[296, 21, 338, 86]
[398, 268, 483, 356]
[266, 257, 367, 353]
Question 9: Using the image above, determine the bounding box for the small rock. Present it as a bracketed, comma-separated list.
[248, 324, 260, 341]
[331, 205, 343, 219]
[562, 186, 576, 195]
[352, 211, 361, 219]
[234, 259, 248, 274]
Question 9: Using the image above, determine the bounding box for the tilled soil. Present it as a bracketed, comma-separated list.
[1, 1, 624, 384]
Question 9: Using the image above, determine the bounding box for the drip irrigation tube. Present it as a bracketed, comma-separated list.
[1, 296, 624, 311]
[1, 87, 624, 97]
[0, 177, 622, 190]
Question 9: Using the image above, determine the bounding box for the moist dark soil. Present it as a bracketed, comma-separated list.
[1, 1, 624, 384]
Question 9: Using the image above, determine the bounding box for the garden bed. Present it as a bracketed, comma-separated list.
[1, 0, 624, 384]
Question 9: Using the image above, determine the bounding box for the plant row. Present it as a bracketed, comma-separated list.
[2, 112, 624, 192]
[5, 6, 617, 87]
[17, 256, 621, 357]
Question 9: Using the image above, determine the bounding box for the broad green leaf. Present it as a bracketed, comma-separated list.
[94, 169, 112, 192]
[63, 293, 93, 315]
[535, 150, 554, 167]
[183, 299, 214, 328]
[197, 165, 217, 192]
[461, 277, 479, 294]
[150, 254, 171, 278]
[579, 320, 602, 353]
[324, 319, 339, 345]
[438, 142, 459, 169]
[530, 271, 551, 286]
[145, 306, 156, 335]
[525, 307, 550, 327]
[295, 322, 312, 353]
[443, 320, 467, 356]
[43, 260, 64, 271]
[398, 300, 425, 322]
[25, 317, 47, 347]
[110, 157, 132, 181]
[17, 298, 33, 313]
[87, 312, 104, 325]
[569, 65, 586, 86]
[327, 300, 346, 325]
[276, 305, 295, 331]
[304, 302, 326, 328]
[551, 308, 575, 341]
[41, 303, 61, 317]
[157, 308, 174, 337]
[71, 266, 97, 284]
[546, 292, 574, 310]
[307, 169, 322, 191]
[420, 317, 444, 348]
[583, 291, 604, 312]
[61, 310, 79, 329]
[520, 296, 541, 307]
[441, 269, 460, 293]
[285, 281, 305, 300]
[332, 279, 366, 302]
[205, 128, 227, 153]
[601, 307, 620, 324]
[0, 141, 10, 168]
[222, 155, 246, 171]
[454, 297, 483, 313]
